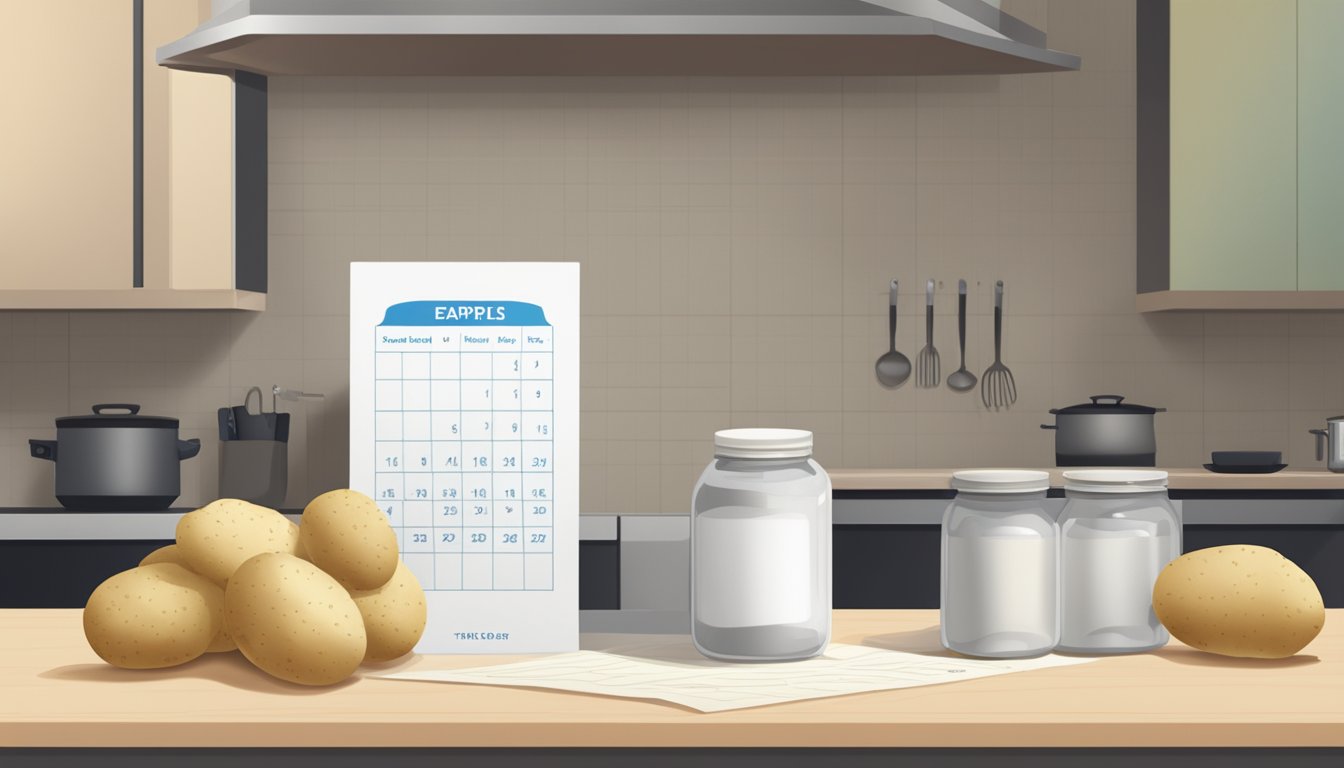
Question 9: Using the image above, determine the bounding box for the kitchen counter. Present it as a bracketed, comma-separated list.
[3, 609, 1342, 750]
[830, 468, 1344, 492]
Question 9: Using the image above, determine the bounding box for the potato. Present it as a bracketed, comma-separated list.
[226, 553, 367, 686]
[1153, 545, 1325, 659]
[138, 544, 237, 652]
[350, 560, 427, 662]
[139, 544, 186, 568]
[301, 489, 398, 590]
[177, 499, 301, 586]
[83, 564, 223, 669]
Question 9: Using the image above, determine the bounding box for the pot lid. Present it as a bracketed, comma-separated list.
[56, 404, 179, 429]
[1062, 469, 1168, 494]
[1049, 394, 1163, 416]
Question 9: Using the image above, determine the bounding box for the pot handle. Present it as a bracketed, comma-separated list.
[1089, 395, 1124, 405]
[1040, 424, 1057, 430]
[92, 403, 141, 415]
[29, 439, 57, 461]
[1310, 429, 1328, 462]
[177, 438, 202, 461]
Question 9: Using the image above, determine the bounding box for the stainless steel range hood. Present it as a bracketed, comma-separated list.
[157, 0, 1080, 77]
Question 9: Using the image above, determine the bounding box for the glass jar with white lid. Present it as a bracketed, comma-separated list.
[941, 469, 1058, 659]
[1058, 469, 1180, 654]
[691, 428, 831, 662]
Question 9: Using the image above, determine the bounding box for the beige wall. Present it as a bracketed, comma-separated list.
[2, 0, 1342, 513]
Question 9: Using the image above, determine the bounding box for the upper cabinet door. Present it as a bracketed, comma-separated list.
[1297, 0, 1344, 290]
[1, 1, 134, 289]
[1169, 0, 1298, 291]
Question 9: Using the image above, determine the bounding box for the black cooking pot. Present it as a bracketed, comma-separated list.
[29, 404, 201, 510]
[1040, 395, 1166, 467]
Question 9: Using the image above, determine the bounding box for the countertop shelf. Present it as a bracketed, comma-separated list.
[1, 609, 1341, 748]
[0, 288, 266, 311]
[829, 468, 1344, 492]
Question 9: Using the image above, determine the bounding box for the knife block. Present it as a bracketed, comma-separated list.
[219, 440, 287, 508]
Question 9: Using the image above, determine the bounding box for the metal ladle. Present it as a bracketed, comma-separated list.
[875, 280, 912, 388]
[946, 279, 978, 392]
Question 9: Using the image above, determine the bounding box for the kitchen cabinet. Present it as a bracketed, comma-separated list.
[0, 0, 265, 311]
[1137, 0, 1344, 311]
[1297, 0, 1344, 291]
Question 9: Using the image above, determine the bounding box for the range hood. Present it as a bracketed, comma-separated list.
[157, 0, 1080, 77]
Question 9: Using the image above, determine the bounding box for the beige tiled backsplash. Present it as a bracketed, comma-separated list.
[2, 0, 1343, 513]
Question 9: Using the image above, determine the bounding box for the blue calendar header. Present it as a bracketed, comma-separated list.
[379, 301, 550, 327]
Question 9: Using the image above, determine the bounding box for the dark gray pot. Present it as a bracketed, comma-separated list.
[30, 404, 201, 510]
[1041, 395, 1165, 467]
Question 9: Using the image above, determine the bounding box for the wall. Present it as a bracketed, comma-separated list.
[2, 0, 1343, 514]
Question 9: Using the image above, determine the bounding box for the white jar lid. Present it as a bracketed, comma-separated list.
[714, 428, 813, 459]
[1062, 469, 1169, 494]
[951, 469, 1050, 494]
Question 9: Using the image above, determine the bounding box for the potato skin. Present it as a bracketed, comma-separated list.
[139, 544, 186, 568]
[176, 499, 301, 586]
[350, 560, 427, 662]
[83, 564, 224, 669]
[225, 553, 367, 686]
[1153, 545, 1325, 659]
[301, 489, 398, 590]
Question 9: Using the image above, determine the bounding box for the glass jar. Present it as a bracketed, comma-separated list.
[691, 428, 831, 662]
[942, 470, 1058, 658]
[1058, 470, 1181, 654]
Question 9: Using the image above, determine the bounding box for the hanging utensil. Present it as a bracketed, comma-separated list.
[916, 278, 940, 388]
[875, 279, 912, 388]
[981, 280, 1017, 410]
[947, 279, 977, 393]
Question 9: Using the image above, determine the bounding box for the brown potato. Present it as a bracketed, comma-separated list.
[1153, 545, 1325, 658]
[139, 544, 186, 568]
[83, 564, 223, 669]
[300, 489, 398, 590]
[350, 560, 427, 662]
[225, 553, 367, 686]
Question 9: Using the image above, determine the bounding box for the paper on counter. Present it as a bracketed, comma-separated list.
[377, 638, 1097, 712]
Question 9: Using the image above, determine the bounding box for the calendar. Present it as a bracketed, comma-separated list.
[349, 262, 579, 654]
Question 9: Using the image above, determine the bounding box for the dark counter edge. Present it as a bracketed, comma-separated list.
[1, 747, 1342, 768]
[835, 489, 1344, 500]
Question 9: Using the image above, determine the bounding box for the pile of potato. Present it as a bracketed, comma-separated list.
[82, 490, 426, 686]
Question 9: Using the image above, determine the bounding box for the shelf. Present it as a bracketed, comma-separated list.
[1137, 290, 1344, 312]
[0, 288, 265, 311]
[829, 467, 1344, 492]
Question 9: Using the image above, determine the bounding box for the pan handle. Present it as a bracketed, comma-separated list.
[177, 438, 202, 461]
[1310, 429, 1328, 462]
[29, 439, 57, 461]
[1040, 424, 1058, 430]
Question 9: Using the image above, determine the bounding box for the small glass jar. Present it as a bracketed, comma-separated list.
[1058, 470, 1181, 654]
[691, 428, 831, 662]
[942, 470, 1058, 658]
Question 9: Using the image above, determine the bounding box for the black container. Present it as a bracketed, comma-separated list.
[1040, 395, 1166, 467]
[29, 404, 201, 510]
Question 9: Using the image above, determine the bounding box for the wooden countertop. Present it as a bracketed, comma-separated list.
[2, 609, 1341, 748]
[829, 468, 1344, 491]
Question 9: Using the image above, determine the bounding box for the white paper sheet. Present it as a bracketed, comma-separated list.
[378, 639, 1097, 712]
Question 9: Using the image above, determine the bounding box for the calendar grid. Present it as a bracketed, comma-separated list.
[374, 308, 554, 594]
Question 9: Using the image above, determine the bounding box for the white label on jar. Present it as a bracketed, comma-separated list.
[944, 535, 1056, 647]
[695, 511, 811, 628]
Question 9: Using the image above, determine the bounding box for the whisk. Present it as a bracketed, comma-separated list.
[981, 280, 1017, 410]
[915, 279, 940, 388]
